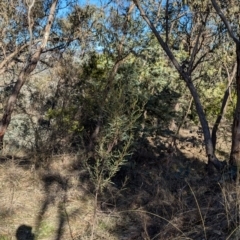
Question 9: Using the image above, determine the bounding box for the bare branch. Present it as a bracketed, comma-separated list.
[165, 0, 169, 43]
[26, 0, 36, 53]
[211, 0, 240, 44]
[189, 12, 209, 72]
[156, 0, 163, 22]
[0, 40, 42, 75]
[132, 0, 185, 79]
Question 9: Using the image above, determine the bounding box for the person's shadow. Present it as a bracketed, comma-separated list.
[16, 225, 35, 240]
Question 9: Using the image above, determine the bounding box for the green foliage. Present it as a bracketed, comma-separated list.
[80, 57, 144, 192]
[47, 108, 84, 134]
[0, 236, 9, 240]
[2, 0, 238, 169]
[144, 87, 182, 133]
[37, 221, 55, 239]
[200, 81, 236, 121]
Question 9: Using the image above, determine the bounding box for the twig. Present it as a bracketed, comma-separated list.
[91, 191, 99, 240]
[118, 209, 186, 236]
[186, 180, 207, 240]
[63, 202, 74, 240]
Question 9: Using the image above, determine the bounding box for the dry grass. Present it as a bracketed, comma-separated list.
[0, 155, 94, 240]
[0, 128, 239, 240]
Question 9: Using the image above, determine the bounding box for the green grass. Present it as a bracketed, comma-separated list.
[36, 221, 55, 239]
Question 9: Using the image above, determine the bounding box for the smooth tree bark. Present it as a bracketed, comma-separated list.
[212, 63, 236, 151]
[0, 0, 59, 150]
[133, 0, 224, 170]
[211, 0, 240, 168]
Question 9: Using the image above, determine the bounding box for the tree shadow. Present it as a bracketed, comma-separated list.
[10, 162, 93, 240]
[34, 173, 73, 240]
[10, 132, 236, 240]
[96, 133, 236, 240]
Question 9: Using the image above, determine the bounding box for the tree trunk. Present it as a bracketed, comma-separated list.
[212, 63, 236, 151]
[0, 0, 59, 150]
[186, 78, 225, 170]
[0, 51, 41, 149]
[230, 46, 240, 168]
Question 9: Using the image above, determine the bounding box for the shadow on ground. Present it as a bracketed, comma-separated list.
[16, 225, 35, 240]
[0, 128, 238, 240]
[93, 134, 237, 240]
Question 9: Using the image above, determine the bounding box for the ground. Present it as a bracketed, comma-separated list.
[0, 126, 239, 240]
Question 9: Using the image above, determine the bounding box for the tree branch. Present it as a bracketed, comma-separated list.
[211, 0, 240, 44]
[132, 0, 186, 80]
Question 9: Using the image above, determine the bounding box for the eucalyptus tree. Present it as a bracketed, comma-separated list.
[132, 0, 226, 170]
[211, 0, 240, 172]
[0, 0, 71, 149]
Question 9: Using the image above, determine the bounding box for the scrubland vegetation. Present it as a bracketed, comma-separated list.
[1, 0, 240, 239]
